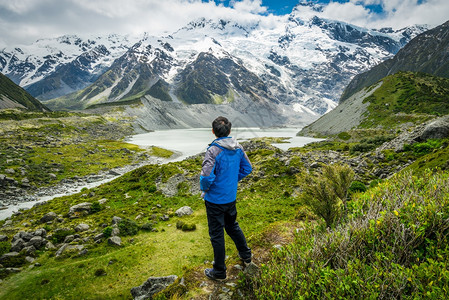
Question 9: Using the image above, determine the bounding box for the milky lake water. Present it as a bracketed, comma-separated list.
[127, 127, 324, 161]
[1, 128, 323, 220]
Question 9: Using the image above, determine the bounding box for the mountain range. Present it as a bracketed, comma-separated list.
[0, 3, 428, 125]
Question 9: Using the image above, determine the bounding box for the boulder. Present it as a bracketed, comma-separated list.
[23, 245, 36, 256]
[131, 275, 178, 300]
[112, 216, 122, 225]
[55, 244, 85, 257]
[108, 236, 122, 246]
[10, 238, 25, 252]
[45, 241, 56, 250]
[33, 228, 47, 238]
[28, 236, 46, 249]
[75, 223, 90, 232]
[0, 235, 8, 242]
[175, 206, 193, 217]
[68, 202, 92, 217]
[40, 212, 57, 223]
[419, 118, 449, 141]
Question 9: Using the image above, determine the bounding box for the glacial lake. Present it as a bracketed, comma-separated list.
[127, 127, 324, 161]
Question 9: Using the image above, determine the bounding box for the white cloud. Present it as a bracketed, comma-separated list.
[0, 0, 448, 46]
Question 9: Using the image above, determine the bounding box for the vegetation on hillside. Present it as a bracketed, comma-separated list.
[360, 72, 449, 129]
[243, 169, 449, 299]
[0, 73, 49, 112]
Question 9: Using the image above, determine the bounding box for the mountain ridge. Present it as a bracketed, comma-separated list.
[0, 12, 428, 123]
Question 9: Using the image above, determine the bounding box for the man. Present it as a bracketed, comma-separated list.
[200, 116, 252, 281]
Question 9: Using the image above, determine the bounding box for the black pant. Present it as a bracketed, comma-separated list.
[205, 200, 251, 275]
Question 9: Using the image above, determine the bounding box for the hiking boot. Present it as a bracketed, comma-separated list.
[204, 268, 226, 281]
[238, 253, 252, 265]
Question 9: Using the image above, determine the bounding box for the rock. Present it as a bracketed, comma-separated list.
[0, 235, 8, 242]
[3, 220, 12, 227]
[112, 216, 122, 225]
[55, 244, 85, 257]
[25, 256, 35, 263]
[160, 215, 169, 221]
[49, 173, 57, 179]
[131, 275, 178, 300]
[45, 241, 56, 250]
[0, 252, 20, 263]
[40, 212, 57, 223]
[23, 245, 37, 257]
[93, 233, 104, 241]
[10, 238, 25, 252]
[68, 202, 92, 217]
[6, 267, 22, 274]
[5, 168, 15, 175]
[28, 236, 46, 249]
[108, 236, 122, 246]
[33, 228, 47, 238]
[175, 206, 193, 217]
[75, 223, 90, 232]
[420, 118, 449, 141]
[244, 262, 260, 277]
[111, 226, 120, 237]
[64, 235, 75, 243]
[98, 198, 108, 204]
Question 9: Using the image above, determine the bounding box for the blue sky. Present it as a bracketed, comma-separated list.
[0, 0, 448, 47]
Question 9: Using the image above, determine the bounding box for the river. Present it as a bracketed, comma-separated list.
[1, 127, 323, 220]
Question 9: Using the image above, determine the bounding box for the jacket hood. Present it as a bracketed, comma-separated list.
[214, 137, 240, 150]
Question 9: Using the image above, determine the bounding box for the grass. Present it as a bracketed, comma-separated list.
[0, 144, 305, 299]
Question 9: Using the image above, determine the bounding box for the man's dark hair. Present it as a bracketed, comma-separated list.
[212, 116, 232, 137]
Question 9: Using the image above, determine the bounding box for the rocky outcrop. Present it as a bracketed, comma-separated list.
[378, 116, 449, 152]
[130, 275, 178, 300]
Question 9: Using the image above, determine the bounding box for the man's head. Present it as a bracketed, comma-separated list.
[212, 116, 232, 138]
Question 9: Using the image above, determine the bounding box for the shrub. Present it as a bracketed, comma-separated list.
[0, 241, 11, 256]
[301, 164, 354, 228]
[103, 226, 113, 238]
[52, 228, 74, 243]
[245, 170, 449, 299]
[337, 132, 351, 140]
[117, 219, 139, 236]
[140, 223, 153, 231]
[91, 201, 101, 213]
[348, 181, 367, 194]
[176, 221, 185, 230]
[181, 223, 196, 232]
[94, 268, 107, 276]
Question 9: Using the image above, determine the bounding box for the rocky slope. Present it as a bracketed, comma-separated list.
[341, 20, 449, 102]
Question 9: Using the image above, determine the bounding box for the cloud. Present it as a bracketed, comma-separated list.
[0, 0, 448, 47]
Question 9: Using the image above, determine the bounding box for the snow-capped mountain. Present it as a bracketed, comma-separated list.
[0, 34, 140, 100]
[0, 3, 428, 122]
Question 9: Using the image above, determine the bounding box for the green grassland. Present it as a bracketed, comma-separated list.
[0, 141, 306, 299]
[0, 110, 172, 188]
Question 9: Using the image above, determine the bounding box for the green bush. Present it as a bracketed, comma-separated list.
[117, 219, 139, 236]
[337, 132, 351, 141]
[0, 241, 11, 256]
[52, 228, 75, 243]
[301, 164, 354, 228]
[176, 221, 185, 230]
[348, 181, 367, 194]
[140, 223, 153, 231]
[103, 226, 113, 238]
[181, 223, 196, 232]
[91, 201, 101, 213]
[94, 268, 107, 276]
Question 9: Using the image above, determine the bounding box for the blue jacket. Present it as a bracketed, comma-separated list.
[200, 137, 252, 204]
